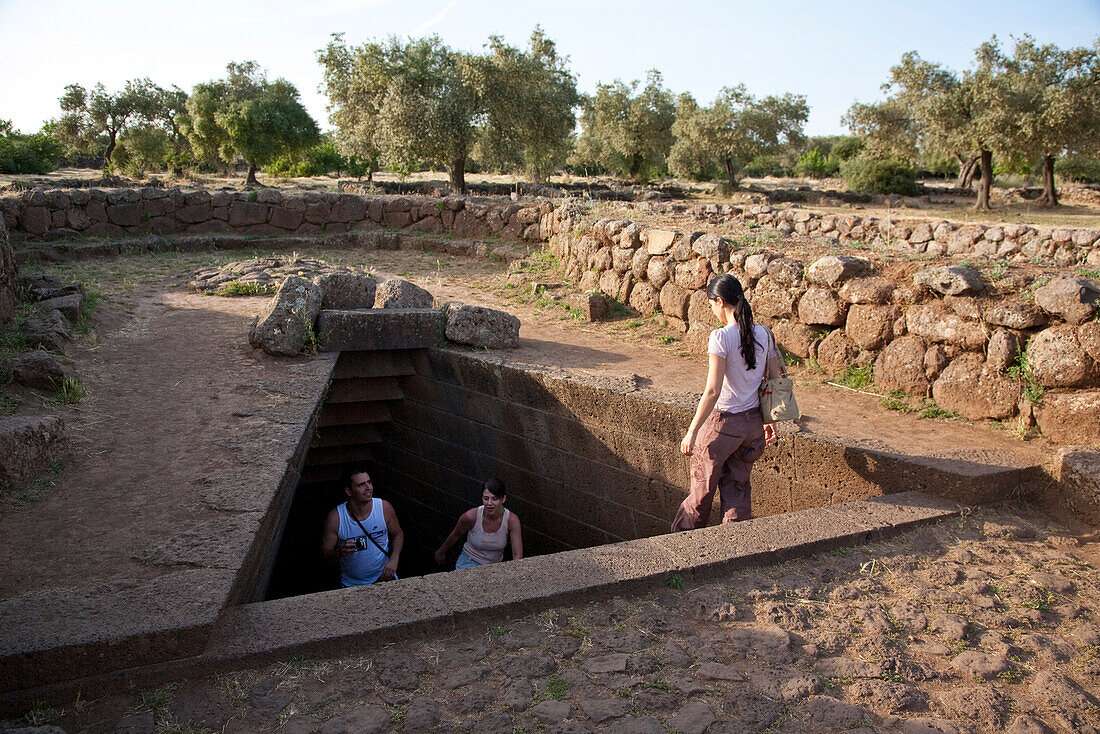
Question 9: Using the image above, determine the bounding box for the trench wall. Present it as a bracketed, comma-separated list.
[364, 349, 1022, 575]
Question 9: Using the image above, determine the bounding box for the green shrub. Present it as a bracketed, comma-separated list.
[0, 121, 62, 174]
[1056, 155, 1100, 184]
[796, 148, 840, 178]
[742, 154, 788, 178]
[840, 157, 921, 196]
[831, 136, 864, 162]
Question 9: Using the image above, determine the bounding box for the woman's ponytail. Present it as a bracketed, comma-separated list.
[706, 274, 757, 370]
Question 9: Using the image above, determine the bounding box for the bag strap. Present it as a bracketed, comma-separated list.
[761, 325, 788, 378]
[350, 504, 390, 558]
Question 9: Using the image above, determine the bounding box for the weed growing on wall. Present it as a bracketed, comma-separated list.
[1006, 344, 1044, 404]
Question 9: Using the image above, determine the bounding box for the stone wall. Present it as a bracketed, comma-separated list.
[0, 214, 15, 323]
[366, 349, 1032, 576]
[544, 211, 1100, 446]
[678, 202, 1100, 268]
[0, 187, 550, 244]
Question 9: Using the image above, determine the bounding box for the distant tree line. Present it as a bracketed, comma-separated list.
[5, 31, 1096, 207]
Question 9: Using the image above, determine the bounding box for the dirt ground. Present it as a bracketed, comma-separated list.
[1, 244, 1097, 732]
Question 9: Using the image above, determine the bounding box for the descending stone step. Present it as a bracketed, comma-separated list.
[310, 424, 382, 449]
[317, 401, 392, 427]
[303, 444, 374, 468]
[334, 350, 417, 379]
[327, 376, 404, 404]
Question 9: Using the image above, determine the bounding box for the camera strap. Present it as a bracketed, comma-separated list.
[351, 512, 390, 559]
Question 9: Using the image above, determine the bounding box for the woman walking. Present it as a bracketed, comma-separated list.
[672, 274, 781, 531]
[435, 478, 523, 569]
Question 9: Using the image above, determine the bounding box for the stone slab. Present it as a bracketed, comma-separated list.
[317, 309, 445, 352]
[196, 492, 957, 677]
[203, 574, 454, 663]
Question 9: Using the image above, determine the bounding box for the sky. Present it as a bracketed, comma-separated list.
[1, 0, 1098, 138]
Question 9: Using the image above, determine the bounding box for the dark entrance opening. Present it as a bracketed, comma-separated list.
[264, 347, 695, 601]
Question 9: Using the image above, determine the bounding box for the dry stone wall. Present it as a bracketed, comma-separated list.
[543, 209, 1100, 446]
[678, 202, 1100, 269]
[0, 187, 550, 244]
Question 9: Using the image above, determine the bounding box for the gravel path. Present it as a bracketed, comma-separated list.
[6, 503, 1098, 734]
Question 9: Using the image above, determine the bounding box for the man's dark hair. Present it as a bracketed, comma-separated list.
[341, 464, 372, 489]
[483, 477, 506, 499]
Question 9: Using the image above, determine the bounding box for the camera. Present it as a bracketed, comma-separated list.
[353, 536, 369, 551]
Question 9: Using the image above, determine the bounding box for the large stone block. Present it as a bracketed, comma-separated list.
[248, 276, 323, 357]
[376, 278, 434, 309]
[1051, 447, 1100, 523]
[315, 272, 377, 310]
[845, 304, 897, 351]
[444, 303, 520, 348]
[228, 202, 269, 227]
[645, 228, 678, 255]
[1035, 276, 1100, 325]
[0, 414, 66, 485]
[1027, 324, 1096, 388]
[317, 309, 445, 351]
[874, 335, 930, 397]
[931, 353, 1020, 420]
[1036, 391, 1100, 446]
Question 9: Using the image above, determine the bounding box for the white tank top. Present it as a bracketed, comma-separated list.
[461, 506, 510, 565]
[337, 499, 388, 586]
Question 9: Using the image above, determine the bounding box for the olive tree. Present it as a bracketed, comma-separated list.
[669, 86, 808, 189]
[182, 61, 319, 186]
[571, 70, 676, 182]
[473, 28, 579, 181]
[55, 79, 163, 167]
[986, 36, 1100, 206]
[319, 35, 478, 193]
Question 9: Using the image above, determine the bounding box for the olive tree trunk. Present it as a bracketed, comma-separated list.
[955, 155, 979, 189]
[1039, 154, 1059, 207]
[449, 157, 467, 194]
[974, 149, 993, 210]
[246, 164, 259, 188]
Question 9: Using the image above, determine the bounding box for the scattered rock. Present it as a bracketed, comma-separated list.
[1034, 276, 1100, 324]
[805, 695, 867, 728]
[669, 701, 717, 734]
[444, 303, 520, 348]
[530, 700, 571, 723]
[934, 686, 1009, 730]
[247, 276, 322, 357]
[874, 335, 931, 396]
[807, 255, 869, 287]
[950, 650, 1010, 680]
[914, 266, 985, 296]
[0, 414, 66, 486]
[7, 349, 67, 390]
[375, 278, 434, 308]
[320, 704, 392, 734]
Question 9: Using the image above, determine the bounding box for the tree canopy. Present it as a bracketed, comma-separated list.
[472, 28, 579, 182]
[182, 61, 319, 186]
[670, 86, 808, 189]
[845, 36, 1100, 208]
[571, 70, 676, 182]
[54, 79, 165, 167]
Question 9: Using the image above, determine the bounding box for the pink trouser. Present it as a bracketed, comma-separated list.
[671, 408, 767, 531]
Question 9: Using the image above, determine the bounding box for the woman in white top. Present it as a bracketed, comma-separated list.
[671, 274, 782, 531]
[434, 478, 523, 570]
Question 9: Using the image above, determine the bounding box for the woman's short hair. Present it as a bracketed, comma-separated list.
[483, 477, 506, 499]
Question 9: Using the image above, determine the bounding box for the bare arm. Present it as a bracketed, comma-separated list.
[322, 509, 352, 563]
[508, 513, 523, 561]
[434, 510, 476, 565]
[379, 500, 403, 581]
[681, 353, 726, 456]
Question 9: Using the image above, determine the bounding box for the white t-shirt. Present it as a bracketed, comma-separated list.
[708, 322, 771, 414]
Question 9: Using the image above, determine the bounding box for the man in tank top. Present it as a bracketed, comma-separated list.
[322, 466, 404, 586]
